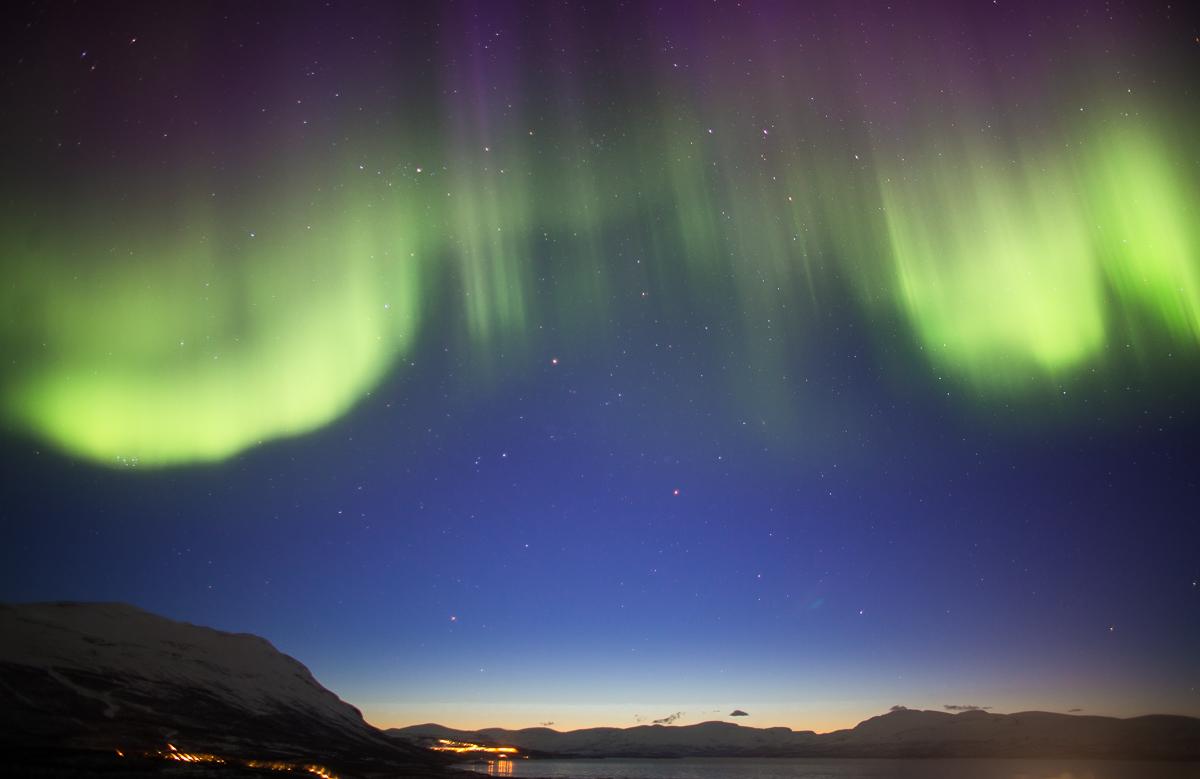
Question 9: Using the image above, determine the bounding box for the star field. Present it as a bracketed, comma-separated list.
[1, 0, 1198, 733]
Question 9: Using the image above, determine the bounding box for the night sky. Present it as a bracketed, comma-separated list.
[2, 0, 1199, 733]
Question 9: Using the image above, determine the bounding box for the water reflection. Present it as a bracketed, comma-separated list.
[465, 757, 1200, 779]
[480, 757, 514, 775]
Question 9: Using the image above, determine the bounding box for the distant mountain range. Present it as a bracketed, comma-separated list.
[0, 602, 450, 777]
[391, 707, 1200, 760]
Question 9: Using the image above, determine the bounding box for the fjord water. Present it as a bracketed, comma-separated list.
[468, 757, 1200, 779]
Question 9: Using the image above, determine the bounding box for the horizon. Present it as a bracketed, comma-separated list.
[370, 705, 1200, 737]
[11, 596, 1194, 734]
[2, 0, 1198, 750]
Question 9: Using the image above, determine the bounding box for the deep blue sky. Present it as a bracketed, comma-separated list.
[2, 0, 1198, 732]
[5, 322, 1198, 729]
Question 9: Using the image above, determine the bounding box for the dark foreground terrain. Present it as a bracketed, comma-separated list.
[0, 602, 454, 778]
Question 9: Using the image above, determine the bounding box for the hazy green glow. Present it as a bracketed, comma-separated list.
[664, 118, 725, 276]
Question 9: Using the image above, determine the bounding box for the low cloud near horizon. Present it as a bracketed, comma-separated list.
[729, 709, 749, 717]
[652, 712, 685, 725]
[944, 704, 992, 712]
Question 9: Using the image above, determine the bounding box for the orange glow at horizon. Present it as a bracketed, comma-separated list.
[367, 711, 863, 735]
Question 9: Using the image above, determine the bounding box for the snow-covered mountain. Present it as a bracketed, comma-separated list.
[392, 708, 1200, 760]
[0, 602, 447, 776]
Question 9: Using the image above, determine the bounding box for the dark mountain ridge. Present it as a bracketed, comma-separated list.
[391, 707, 1200, 760]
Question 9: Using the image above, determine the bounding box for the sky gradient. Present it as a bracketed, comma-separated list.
[1, 0, 1198, 733]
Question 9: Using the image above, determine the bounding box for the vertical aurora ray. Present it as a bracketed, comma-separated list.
[445, 149, 535, 348]
[439, 6, 537, 354]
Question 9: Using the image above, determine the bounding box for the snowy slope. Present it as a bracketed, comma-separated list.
[0, 602, 444, 775]
[0, 601, 363, 729]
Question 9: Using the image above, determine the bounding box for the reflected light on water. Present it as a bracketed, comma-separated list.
[462, 759, 1194, 779]
[482, 757, 515, 776]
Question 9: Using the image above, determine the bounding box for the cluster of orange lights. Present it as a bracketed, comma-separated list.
[431, 738, 520, 757]
[156, 744, 226, 765]
[244, 758, 338, 779]
[117, 743, 338, 778]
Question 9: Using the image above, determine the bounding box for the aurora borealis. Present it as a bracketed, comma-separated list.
[4, 0, 1197, 465]
[2, 0, 1198, 734]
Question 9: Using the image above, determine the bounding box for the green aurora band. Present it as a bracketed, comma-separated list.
[2, 186, 429, 466]
[2, 95, 1197, 466]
